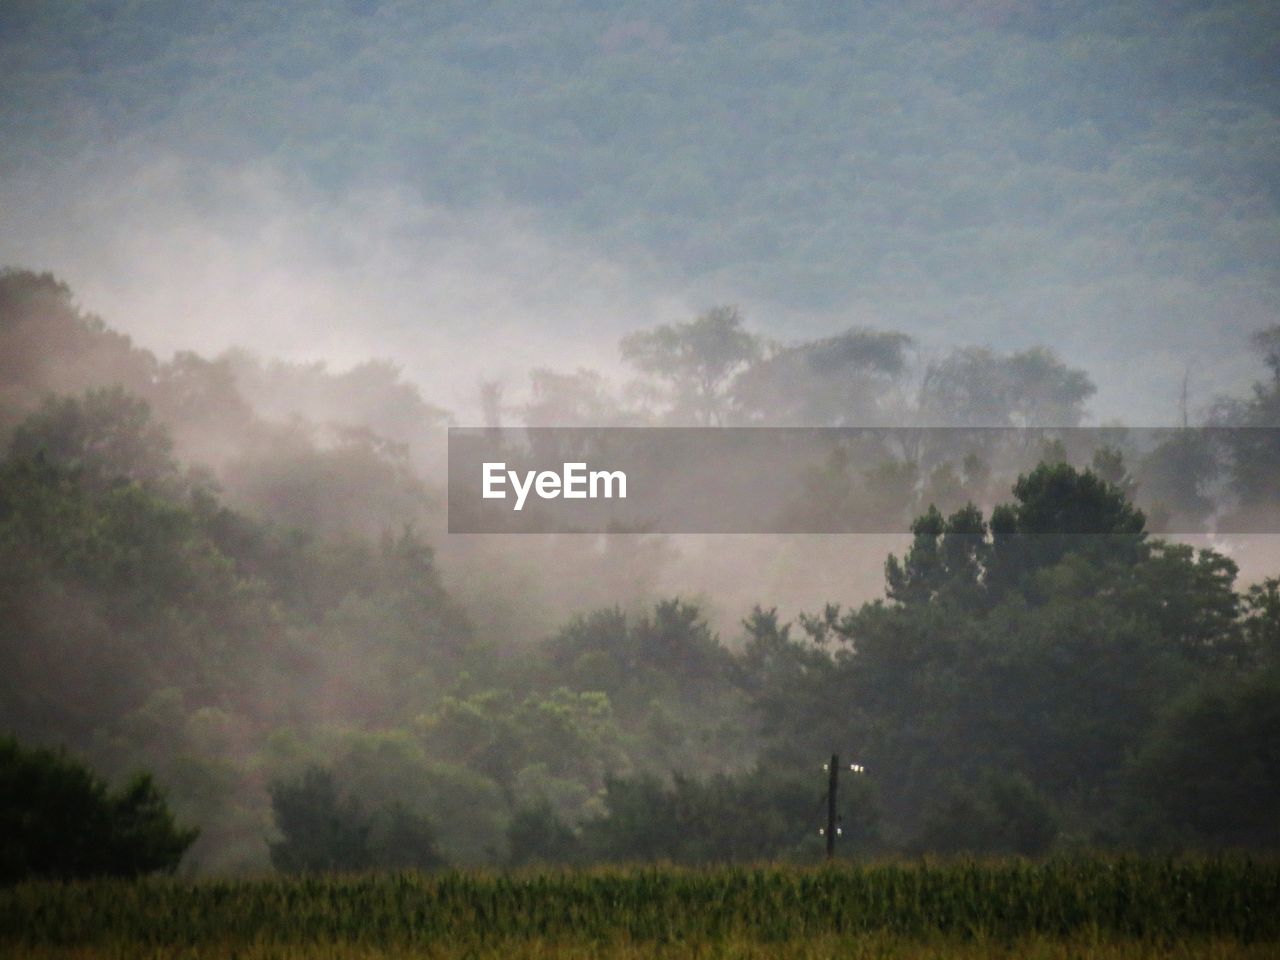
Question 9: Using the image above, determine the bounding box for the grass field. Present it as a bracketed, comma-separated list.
[3, 858, 1278, 959]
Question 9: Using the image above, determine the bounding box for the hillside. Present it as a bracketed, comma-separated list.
[2, 1, 1278, 414]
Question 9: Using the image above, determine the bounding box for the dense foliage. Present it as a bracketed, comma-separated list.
[0, 736, 196, 883]
[267, 766, 445, 873]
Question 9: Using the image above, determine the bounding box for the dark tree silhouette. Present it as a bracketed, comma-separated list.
[0, 736, 197, 883]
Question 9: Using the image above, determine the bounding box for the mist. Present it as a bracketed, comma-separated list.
[3, 143, 1272, 426]
[0, 151, 692, 418]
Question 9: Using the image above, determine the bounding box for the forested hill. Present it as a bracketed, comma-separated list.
[3, 1, 1278, 400]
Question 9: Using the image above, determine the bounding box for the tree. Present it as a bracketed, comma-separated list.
[985, 461, 1147, 599]
[523, 367, 631, 427]
[547, 599, 735, 709]
[367, 802, 447, 871]
[620, 306, 760, 425]
[1135, 430, 1218, 529]
[151, 351, 255, 455]
[1212, 326, 1280, 514]
[762, 459, 1247, 847]
[584, 765, 872, 864]
[0, 736, 197, 883]
[268, 766, 372, 873]
[879, 460, 1215, 664]
[0, 269, 157, 431]
[1132, 671, 1280, 849]
[225, 353, 450, 447]
[225, 420, 430, 540]
[584, 774, 680, 862]
[917, 771, 1059, 856]
[885, 503, 988, 607]
[0, 404, 272, 743]
[9, 388, 182, 495]
[507, 801, 580, 866]
[1241, 578, 1280, 666]
[731, 329, 912, 426]
[918, 346, 1095, 427]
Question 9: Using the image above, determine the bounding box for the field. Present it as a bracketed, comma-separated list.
[3, 858, 1279, 959]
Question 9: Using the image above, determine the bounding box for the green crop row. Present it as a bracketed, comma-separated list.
[3, 858, 1278, 951]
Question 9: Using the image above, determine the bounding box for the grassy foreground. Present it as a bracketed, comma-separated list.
[3, 859, 1278, 959]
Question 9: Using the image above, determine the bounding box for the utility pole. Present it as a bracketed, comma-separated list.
[826, 752, 838, 860]
[820, 755, 865, 859]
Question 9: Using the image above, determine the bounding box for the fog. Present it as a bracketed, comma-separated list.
[2, 145, 1271, 427]
[0, 151, 684, 417]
